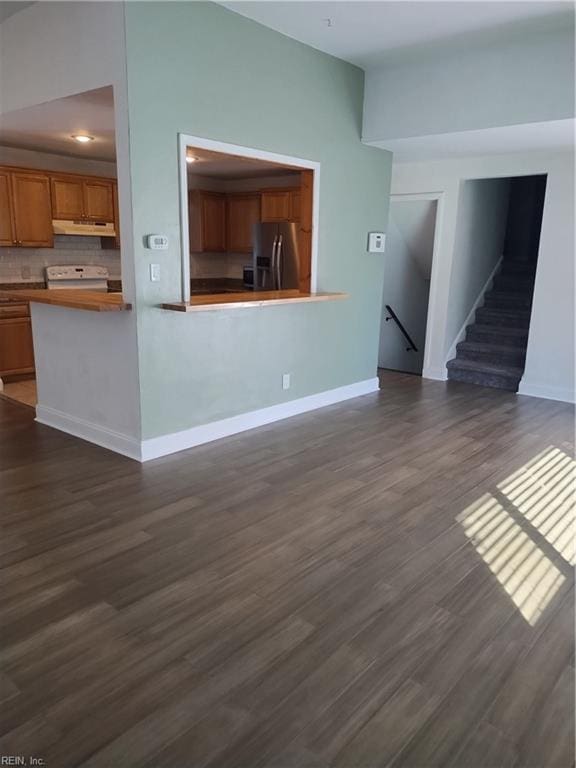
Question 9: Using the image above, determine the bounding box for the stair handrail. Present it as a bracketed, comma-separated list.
[384, 305, 418, 352]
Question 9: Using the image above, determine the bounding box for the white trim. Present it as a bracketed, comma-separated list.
[445, 255, 503, 362]
[140, 378, 379, 462]
[422, 366, 448, 381]
[178, 134, 321, 301]
[36, 405, 141, 461]
[517, 380, 575, 404]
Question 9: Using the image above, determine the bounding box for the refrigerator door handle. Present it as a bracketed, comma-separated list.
[276, 234, 283, 290]
[271, 235, 278, 290]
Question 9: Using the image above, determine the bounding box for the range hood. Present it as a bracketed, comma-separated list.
[52, 219, 116, 237]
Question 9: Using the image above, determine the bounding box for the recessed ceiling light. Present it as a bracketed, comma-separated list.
[186, 155, 197, 164]
[72, 135, 94, 143]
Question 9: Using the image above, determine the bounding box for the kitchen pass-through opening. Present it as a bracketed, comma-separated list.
[178, 135, 319, 302]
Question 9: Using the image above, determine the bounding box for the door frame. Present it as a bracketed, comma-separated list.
[178, 133, 321, 302]
[388, 191, 444, 379]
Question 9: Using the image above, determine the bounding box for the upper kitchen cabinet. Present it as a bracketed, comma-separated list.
[226, 194, 260, 253]
[83, 179, 114, 221]
[0, 169, 53, 248]
[261, 188, 301, 223]
[0, 171, 14, 246]
[189, 190, 227, 253]
[51, 174, 114, 222]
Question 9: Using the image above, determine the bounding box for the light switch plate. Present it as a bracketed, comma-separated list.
[150, 263, 161, 282]
[368, 232, 386, 253]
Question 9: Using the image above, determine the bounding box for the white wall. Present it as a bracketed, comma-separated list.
[378, 203, 434, 374]
[363, 16, 575, 143]
[392, 151, 575, 402]
[1, 2, 142, 441]
[446, 178, 510, 350]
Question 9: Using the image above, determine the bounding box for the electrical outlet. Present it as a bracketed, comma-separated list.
[150, 263, 161, 282]
[282, 373, 291, 390]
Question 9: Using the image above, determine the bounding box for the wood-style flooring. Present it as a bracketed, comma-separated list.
[0, 371, 574, 768]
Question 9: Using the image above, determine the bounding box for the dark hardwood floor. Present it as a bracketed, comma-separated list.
[0, 371, 574, 768]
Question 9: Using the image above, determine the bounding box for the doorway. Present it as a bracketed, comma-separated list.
[378, 196, 438, 375]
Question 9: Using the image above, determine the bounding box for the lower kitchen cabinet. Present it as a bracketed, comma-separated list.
[0, 305, 35, 378]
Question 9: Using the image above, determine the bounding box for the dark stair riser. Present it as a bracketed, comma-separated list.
[475, 307, 531, 329]
[447, 362, 521, 392]
[493, 274, 535, 293]
[483, 293, 533, 310]
[466, 325, 528, 347]
[456, 342, 526, 367]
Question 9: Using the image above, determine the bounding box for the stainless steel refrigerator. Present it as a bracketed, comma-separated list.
[252, 222, 300, 291]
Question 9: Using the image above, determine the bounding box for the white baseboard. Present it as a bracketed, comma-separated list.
[517, 380, 575, 404]
[36, 405, 142, 461]
[445, 256, 503, 362]
[140, 378, 380, 461]
[36, 378, 380, 462]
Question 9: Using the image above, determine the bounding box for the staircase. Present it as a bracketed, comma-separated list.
[446, 259, 536, 392]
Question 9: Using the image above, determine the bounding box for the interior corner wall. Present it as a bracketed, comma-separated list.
[363, 17, 575, 143]
[445, 178, 510, 352]
[123, 2, 392, 441]
[391, 151, 575, 402]
[0, 1, 143, 442]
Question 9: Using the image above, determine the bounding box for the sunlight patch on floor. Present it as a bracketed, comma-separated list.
[457, 446, 575, 626]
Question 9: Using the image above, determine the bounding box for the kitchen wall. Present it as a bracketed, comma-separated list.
[0, 147, 121, 283]
[0, 236, 121, 284]
[124, 1, 391, 440]
[188, 172, 301, 279]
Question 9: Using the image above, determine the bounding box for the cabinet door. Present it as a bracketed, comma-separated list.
[51, 177, 84, 219]
[112, 182, 121, 248]
[11, 173, 53, 247]
[202, 193, 227, 252]
[261, 191, 291, 222]
[83, 179, 114, 221]
[226, 194, 260, 253]
[289, 189, 301, 222]
[0, 317, 35, 376]
[0, 171, 16, 246]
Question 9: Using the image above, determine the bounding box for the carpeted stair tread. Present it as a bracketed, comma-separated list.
[466, 324, 529, 346]
[476, 307, 531, 328]
[483, 291, 533, 309]
[446, 358, 524, 391]
[447, 358, 523, 376]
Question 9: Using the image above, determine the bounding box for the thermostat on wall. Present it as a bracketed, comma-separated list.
[146, 234, 169, 250]
[368, 232, 386, 253]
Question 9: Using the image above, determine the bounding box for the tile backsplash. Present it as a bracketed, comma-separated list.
[0, 235, 121, 283]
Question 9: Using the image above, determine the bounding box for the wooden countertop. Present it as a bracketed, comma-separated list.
[162, 290, 348, 312]
[0, 289, 132, 312]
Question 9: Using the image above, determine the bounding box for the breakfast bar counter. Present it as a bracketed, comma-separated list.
[0, 289, 132, 312]
[162, 289, 347, 312]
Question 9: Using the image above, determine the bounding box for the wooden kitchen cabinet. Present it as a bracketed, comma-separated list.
[261, 188, 301, 223]
[51, 174, 114, 222]
[0, 170, 53, 248]
[189, 190, 227, 253]
[0, 171, 15, 246]
[0, 304, 35, 377]
[226, 194, 260, 253]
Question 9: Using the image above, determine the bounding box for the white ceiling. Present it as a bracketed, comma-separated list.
[0, 87, 116, 161]
[369, 119, 576, 162]
[187, 146, 301, 179]
[221, 1, 572, 67]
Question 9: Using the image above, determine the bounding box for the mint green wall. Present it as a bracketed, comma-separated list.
[124, 2, 391, 439]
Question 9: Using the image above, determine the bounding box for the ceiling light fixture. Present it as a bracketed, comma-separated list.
[72, 135, 94, 143]
[186, 155, 197, 164]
